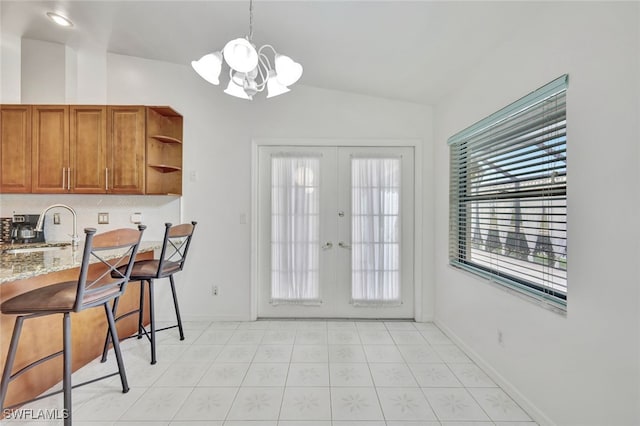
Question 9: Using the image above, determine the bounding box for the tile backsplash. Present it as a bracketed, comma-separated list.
[0, 194, 181, 242]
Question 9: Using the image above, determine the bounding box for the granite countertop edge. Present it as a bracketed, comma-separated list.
[0, 241, 162, 284]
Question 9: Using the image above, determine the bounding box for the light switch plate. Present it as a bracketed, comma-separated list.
[53, 213, 61, 225]
[98, 212, 109, 224]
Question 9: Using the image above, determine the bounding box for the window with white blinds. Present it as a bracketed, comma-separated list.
[448, 75, 568, 308]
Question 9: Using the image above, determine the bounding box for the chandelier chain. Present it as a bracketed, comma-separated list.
[248, 0, 254, 41]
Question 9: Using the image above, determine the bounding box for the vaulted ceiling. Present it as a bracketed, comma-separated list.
[1, 1, 550, 105]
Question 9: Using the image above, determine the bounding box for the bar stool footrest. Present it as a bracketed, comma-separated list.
[3, 371, 125, 410]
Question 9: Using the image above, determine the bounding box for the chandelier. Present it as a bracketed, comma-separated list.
[191, 0, 303, 100]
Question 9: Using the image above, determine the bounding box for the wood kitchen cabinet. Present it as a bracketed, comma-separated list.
[33, 105, 145, 194]
[70, 105, 107, 193]
[0, 105, 32, 193]
[31, 105, 69, 193]
[107, 106, 146, 194]
[33, 106, 100, 193]
[0, 104, 181, 195]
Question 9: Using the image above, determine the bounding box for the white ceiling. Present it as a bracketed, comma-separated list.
[1, 1, 550, 105]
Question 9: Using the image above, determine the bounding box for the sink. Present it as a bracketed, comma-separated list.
[3, 245, 70, 254]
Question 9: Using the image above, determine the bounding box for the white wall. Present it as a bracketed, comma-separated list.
[432, 3, 639, 425]
[20, 39, 66, 103]
[75, 48, 107, 104]
[106, 53, 433, 322]
[1, 33, 21, 103]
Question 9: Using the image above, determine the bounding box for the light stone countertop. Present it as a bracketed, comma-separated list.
[0, 241, 161, 284]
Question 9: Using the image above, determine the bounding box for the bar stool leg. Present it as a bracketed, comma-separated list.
[137, 281, 146, 339]
[104, 303, 129, 393]
[169, 275, 185, 341]
[0, 316, 25, 411]
[100, 297, 120, 363]
[62, 313, 72, 426]
[148, 279, 157, 365]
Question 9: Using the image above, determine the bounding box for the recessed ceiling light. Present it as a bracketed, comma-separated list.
[46, 12, 73, 28]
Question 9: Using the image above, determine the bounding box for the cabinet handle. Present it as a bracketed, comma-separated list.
[62, 168, 66, 190]
[67, 168, 71, 190]
[105, 168, 109, 191]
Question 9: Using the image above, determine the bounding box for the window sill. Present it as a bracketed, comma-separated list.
[447, 263, 567, 317]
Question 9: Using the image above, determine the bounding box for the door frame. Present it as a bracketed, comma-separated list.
[251, 138, 425, 321]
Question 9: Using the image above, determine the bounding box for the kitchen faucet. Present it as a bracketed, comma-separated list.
[35, 204, 80, 247]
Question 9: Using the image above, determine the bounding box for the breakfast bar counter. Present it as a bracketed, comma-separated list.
[0, 241, 160, 410]
[0, 241, 161, 284]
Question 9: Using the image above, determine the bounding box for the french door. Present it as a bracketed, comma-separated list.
[257, 146, 414, 318]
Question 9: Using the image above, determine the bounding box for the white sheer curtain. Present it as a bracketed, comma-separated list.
[351, 157, 401, 305]
[271, 155, 321, 305]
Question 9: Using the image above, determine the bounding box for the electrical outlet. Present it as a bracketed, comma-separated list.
[130, 212, 143, 224]
[98, 212, 109, 224]
[212, 285, 219, 296]
[53, 213, 61, 225]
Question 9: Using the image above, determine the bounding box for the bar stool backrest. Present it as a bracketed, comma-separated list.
[155, 221, 197, 278]
[75, 225, 146, 312]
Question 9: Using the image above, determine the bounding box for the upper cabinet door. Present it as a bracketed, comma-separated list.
[70, 106, 107, 193]
[32, 105, 69, 193]
[0, 105, 32, 193]
[107, 106, 145, 194]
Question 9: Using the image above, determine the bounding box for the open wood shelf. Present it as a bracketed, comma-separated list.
[151, 135, 182, 144]
[149, 164, 182, 173]
[147, 106, 182, 117]
[146, 106, 183, 195]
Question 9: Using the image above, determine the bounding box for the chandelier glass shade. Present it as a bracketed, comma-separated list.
[191, 1, 302, 100]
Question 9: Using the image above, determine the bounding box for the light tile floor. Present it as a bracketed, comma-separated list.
[3, 320, 538, 426]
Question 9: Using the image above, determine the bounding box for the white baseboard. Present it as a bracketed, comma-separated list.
[157, 314, 252, 322]
[435, 319, 555, 426]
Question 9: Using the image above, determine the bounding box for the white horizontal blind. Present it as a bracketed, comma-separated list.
[449, 75, 568, 307]
[271, 155, 321, 305]
[351, 157, 402, 305]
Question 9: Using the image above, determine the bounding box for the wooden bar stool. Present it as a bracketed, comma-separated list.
[0, 226, 145, 426]
[102, 221, 196, 365]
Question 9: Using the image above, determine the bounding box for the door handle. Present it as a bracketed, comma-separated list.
[321, 241, 333, 249]
[339, 241, 351, 249]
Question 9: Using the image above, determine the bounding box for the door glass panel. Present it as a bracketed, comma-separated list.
[270, 155, 321, 305]
[351, 157, 401, 306]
